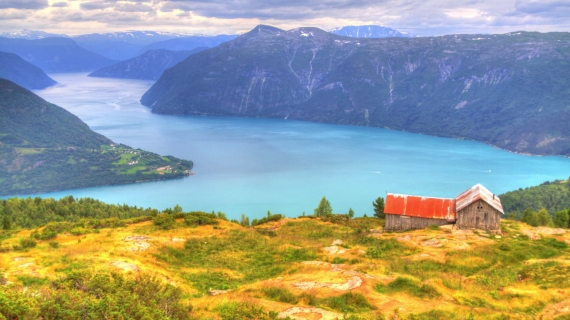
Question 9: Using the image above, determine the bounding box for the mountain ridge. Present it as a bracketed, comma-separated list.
[0, 51, 56, 89]
[141, 26, 570, 156]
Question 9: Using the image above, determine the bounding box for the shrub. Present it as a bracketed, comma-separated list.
[69, 227, 90, 236]
[251, 211, 283, 226]
[153, 213, 175, 230]
[184, 211, 219, 226]
[49, 241, 59, 248]
[19, 238, 36, 249]
[261, 287, 299, 304]
[319, 292, 374, 313]
[376, 277, 441, 299]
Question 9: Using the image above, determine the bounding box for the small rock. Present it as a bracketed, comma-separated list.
[278, 307, 343, 320]
[332, 239, 344, 246]
[17, 263, 34, 268]
[208, 289, 232, 296]
[301, 261, 329, 266]
[479, 233, 490, 238]
[13, 257, 27, 261]
[323, 245, 346, 254]
[422, 239, 443, 247]
[128, 241, 150, 251]
[495, 235, 502, 239]
[171, 238, 185, 242]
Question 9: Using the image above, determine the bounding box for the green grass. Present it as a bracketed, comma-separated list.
[319, 292, 375, 313]
[375, 277, 441, 299]
[16, 275, 49, 286]
[155, 230, 317, 292]
[260, 287, 299, 304]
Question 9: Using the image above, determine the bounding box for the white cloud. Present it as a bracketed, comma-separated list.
[0, 0, 568, 36]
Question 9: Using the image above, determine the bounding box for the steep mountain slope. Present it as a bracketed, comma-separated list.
[142, 26, 570, 156]
[0, 37, 117, 73]
[137, 35, 236, 54]
[0, 79, 193, 195]
[330, 25, 414, 38]
[88, 48, 208, 80]
[73, 31, 191, 60]
[0, 51, 56, 89]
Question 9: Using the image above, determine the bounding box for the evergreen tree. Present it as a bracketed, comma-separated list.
[2, 215, 10, 230]
[240, 214, 250, 227]
[373, 197, 385, 219]
[348, 208, 355, 218]
[553, 209, 569, 228]
[521, 209, 539, 227]
[537, 208, 553, 226]
[314, 197, 333, 217]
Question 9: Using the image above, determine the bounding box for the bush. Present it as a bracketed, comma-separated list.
[261, 287, 299, 304]
[69, 227, 90, 236]
[19, 238, 36, 249]
[49, 241, 59, 248]
[319, 292, 374, 313]
[153, 213, 175, 230]
[375, 277, 441, 299]
[184, 211, 219, 226]
[251, 211, 283, 226]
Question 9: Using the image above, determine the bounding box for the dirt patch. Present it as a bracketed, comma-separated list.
[521, 229, 541, 240]
[541, 298, 570, 319]
[125, 236, 150, 241]
[17, 263, 34, 268]
[535, 227, 566, 235]
[292, 276, 362, 291]
[278, 307, 343, 320]
[111, 261, 139, 272]
[127, 241, 151, 251]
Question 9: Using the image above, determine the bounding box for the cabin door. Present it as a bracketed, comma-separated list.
[476, 217, 480, 228]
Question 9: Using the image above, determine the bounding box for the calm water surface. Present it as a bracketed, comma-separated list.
[8, 73, 570, 219]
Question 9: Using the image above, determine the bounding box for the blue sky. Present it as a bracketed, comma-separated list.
[0, 0, 569, 35]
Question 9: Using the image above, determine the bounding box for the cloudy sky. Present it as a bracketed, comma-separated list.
[0, 0, 569, 36]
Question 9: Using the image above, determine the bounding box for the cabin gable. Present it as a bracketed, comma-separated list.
[456, 199, 501, 230]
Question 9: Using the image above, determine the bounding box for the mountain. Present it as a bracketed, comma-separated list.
[329, 25, 415, 38]
[137, 35, 237, 55]
[0, 79, 193, 195]
[141, 26, 570, 156]
[0, 51, 56, 89]
[0, 37, 117, 73]
[0, 29, 69, 39]
[88, 48, 208, 80]
[72, 31, 192, 61]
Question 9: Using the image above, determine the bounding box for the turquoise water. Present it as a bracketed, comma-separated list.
[6, 73, 570, 219]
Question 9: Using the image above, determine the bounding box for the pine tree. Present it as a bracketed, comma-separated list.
[2, 215, 10, 230]
[537, 208, 553, 226]
[314, 197, 333, 217]
[373, 197, 385, 219]
[348, 208, 355, 218]
[553, 209, 569, 228]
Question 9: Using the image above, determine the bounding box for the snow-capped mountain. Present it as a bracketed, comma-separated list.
[0, 29, 69, 39]
[329, 25, 415, 38]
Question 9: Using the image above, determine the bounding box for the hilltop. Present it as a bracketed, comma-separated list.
[0, 197, 569, 319]
[0, 79, 193, 195]
[142, 25, 570, 156]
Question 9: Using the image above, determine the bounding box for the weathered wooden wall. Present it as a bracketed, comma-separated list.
[385, 214, 450, 231]
[456, 200, 501, 230]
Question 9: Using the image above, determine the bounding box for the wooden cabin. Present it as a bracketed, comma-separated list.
[455, 184, 503, 230]
[384, 184, 503, 231]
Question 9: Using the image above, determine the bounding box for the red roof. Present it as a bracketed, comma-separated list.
[456, 184, 504, 214]
[384, 194, 457, 221]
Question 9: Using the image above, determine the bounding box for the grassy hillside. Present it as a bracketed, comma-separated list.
[0, 79, 193, 195]
[1, 197, 570, 319]
[142, 26, 570, 156]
